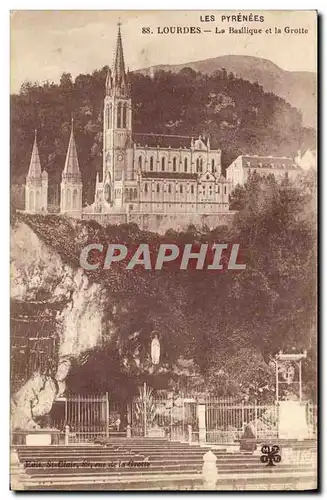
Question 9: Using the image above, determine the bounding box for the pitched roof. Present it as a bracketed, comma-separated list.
[133, 133, 192, 150]
[27, 130, 42, 178]
[63, 120, 81, 176]
[239, 155, 298, 170]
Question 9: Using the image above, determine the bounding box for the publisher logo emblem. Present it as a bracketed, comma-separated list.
[260, 445, 281, 466]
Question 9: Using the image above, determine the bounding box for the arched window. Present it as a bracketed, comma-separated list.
[66, 189, 71, 209]
[72, 189, 78, 209]
[173, 157, 177, 172]
[209, 186, 212, 196]
[157, 183, 160, 193]
[191, 185, 194, 195]
[35, 191, 40, 210]
[145, 183, 148, 193]
[133, 188, 137, 199]
[117, 102, 122, 128]
[109, 104, 112, 128]
[168, 184, 171, 194]
[104, 184, 111, 202]
[150, 157, 154, 171]
[138, 156, 143, 169]
[224, 186, 227, 195]
[161, 157, 166, 171]
[211, 159, 215, 173]
[199, 158, 203, 172]
[106, 105, 111, 128]
[184, 158, 188, 172]
[122, 103, 127, 128]
[125, 188, 129, 200]
[180, 185, 183, 194]
[218, 185, 220, 194]
[29, 190, 34, 210]
[196, 158, 200, 172]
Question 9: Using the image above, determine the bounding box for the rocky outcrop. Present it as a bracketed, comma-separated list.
[11, 221, 110, 430]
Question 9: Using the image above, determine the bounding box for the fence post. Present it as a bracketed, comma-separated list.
[182, 394, 185, 441]
[202, 450, 218, 489]
[254, 400, 258, 439]
[241, 400, 245, 430]
[198, 399, 206, 445]
[106, 392, 110, 438]
[127, 424, 131, 438]
[65, 425, 70, 446]
[188, 424, 192, 445]
[170, 397, 173, 441]
[143, 382, 147, 438]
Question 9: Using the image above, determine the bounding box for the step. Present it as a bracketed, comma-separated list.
[23, 470, 316, 490]
[24, 465, 314, 478]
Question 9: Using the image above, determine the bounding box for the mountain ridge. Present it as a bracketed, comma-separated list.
[137, 54, 316, 129]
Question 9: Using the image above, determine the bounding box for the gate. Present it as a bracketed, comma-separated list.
[131, 386, 198, 441]
[51, 393, 110, 443]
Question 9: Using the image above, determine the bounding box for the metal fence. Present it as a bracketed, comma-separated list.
[306, 401, 318, 438]
[51, 394, 110, 443]
[131, 391, 317, 444]
[15, 390, 316, 445]
[131, 388, 198, 441]
[205, 397, 279, 443]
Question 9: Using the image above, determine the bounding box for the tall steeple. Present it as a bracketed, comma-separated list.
[106, 23, 130, 98]
[62, 119, 81, 180]
[113, 23, 126, 81]
[27, 130, 42, 179]
[101, 21, 133, 211]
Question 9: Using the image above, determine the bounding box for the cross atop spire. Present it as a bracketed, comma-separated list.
[106, 22, 130, 97]
[113, 22, 126, 82]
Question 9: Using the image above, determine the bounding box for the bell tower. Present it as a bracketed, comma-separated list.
[103, 23, 132, 208]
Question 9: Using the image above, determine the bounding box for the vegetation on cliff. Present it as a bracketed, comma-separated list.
[11, 171, 317, 402]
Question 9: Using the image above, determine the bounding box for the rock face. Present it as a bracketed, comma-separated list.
[11, 374, 58, 430]
[11, 221, 110, 430]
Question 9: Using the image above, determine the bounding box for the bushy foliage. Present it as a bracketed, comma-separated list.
[13, 172, 317, 402]
[11, 67, 315, 204]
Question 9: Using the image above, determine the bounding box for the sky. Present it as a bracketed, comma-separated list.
[10, 10, 317, 93]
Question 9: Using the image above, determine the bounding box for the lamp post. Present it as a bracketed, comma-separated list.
[275, 350, 307, 402]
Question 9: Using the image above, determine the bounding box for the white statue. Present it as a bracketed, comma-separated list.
[151, 334, 160, 365]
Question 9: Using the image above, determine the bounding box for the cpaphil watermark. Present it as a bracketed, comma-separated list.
[79, 242, 246, 271]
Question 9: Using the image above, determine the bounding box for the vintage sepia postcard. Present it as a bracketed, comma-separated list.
[10, 10, 317, 491]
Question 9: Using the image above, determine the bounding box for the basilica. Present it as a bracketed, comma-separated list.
[25, 25, 231, 220]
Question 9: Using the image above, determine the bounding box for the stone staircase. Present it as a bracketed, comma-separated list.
[12, 438, 317, 491]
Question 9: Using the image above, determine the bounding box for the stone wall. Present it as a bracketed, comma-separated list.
[82, 211, 237, 234]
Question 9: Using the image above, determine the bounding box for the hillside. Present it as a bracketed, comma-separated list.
[11, 66, 316, 206]
[11, 172, 317, 400]
[138, 55, 316, 129]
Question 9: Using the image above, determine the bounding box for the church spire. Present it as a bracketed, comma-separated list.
[113, 23, 126, 82]
[107, 22, 130, 97]
[63, 118, 81, 179]
[27, 130, 42, 178]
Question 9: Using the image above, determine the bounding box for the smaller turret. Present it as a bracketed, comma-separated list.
[25, 130, 48, 213]
[60, 119, 83, 217]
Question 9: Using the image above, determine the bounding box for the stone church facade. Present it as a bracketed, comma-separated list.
[25, 25, 231, 225]
[93, 25, 230, 216]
